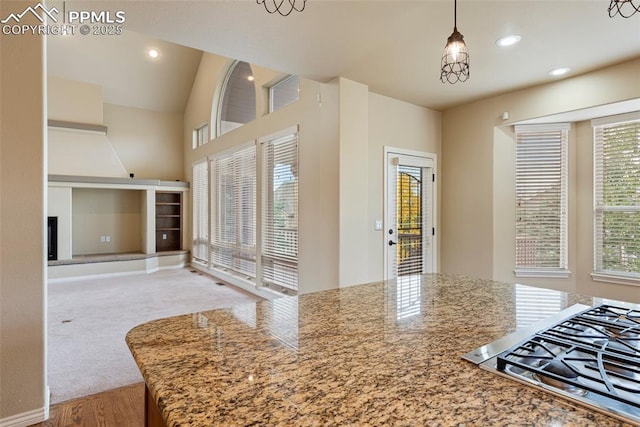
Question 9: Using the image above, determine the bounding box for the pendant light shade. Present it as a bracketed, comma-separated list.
[441, 0, 470, 84]
[608, 0, 640, 17]
[257, 0, 306, 16]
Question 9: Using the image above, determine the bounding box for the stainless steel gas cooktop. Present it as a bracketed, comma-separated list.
[463, 303, 640, 425]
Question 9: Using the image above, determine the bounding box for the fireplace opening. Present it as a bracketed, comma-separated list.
[48, 216, 58, 261]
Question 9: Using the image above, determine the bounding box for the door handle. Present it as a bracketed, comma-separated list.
[388, 240, 397, 246]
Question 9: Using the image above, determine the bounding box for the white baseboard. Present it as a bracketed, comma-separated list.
[0, 405, 48, 427]
[48, 254, 187, 283]
[48, 268, 148, 284]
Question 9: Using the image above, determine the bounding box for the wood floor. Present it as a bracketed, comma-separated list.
[30, 383, 144, 427]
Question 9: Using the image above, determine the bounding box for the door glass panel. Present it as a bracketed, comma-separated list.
[396, 165, 423, 276]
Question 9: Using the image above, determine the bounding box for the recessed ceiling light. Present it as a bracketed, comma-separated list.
[549, 67, 570, 77]
[148, 49, 159, 59]
[496, 35, 521, 47]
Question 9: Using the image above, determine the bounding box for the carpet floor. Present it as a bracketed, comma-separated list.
[48, 267, 262, 404]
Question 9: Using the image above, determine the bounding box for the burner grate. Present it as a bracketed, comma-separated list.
[496, 304, 640, 411]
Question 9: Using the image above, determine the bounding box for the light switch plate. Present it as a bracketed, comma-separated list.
[375, 220, 383, 230]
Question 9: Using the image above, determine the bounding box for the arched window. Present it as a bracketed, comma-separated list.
[217, 61, 256, 136]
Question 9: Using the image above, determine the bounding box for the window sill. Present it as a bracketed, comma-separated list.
[591, 272, 640, 287]
[514, 269, 571, 279]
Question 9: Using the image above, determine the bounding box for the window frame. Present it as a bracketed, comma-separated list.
[209, 142, 257, 279]
[193, 123, 209, 149]
[514, 123, 571, 278]
[216, 60, 256, 138]
[260, 126, 299, 292]
[591, 112, 640, 286]
[191, 160, 209, 265]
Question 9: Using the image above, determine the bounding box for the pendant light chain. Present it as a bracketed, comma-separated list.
[454, 0, 457, 28]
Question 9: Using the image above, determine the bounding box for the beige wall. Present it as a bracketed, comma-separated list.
[48, 77, 128, 178]
[338, 78, 370, 286]
[48, 128, 129, 178]
[47, 78, 185, 181]
[0, 1, 47, 422]
[48, 76, 103, 124]
[104, 104, 184, 181]
[367, 92, 441, 282]
[442, 58, 640, 303]
[71, 189, 142, 255]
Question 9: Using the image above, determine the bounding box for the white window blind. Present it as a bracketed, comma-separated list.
[261, 129, 299, 291]
[192, 160, 209, 265]
[593, 115, 640, 280]
[396, 165, 425, 277]
[210, 144, 257, 278]
[269, 75, 299, 113]
[514, 124, 569, 275]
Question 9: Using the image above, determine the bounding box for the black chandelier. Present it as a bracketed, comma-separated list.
[608, 0, 640, 17]
[440, 0, 470, 84]
[257, 0, 306, 16]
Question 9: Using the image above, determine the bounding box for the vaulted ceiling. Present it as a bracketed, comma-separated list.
[48, 1, 640, 113]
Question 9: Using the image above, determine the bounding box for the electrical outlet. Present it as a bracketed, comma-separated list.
[163, 233, 167, 240]
[105, 236, 111, 242]
[100, 236, 106, 243]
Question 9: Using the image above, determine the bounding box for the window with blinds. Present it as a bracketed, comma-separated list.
[592, 114, 640, 281]
[269, 75, 299, 113]
[210, 144, 257, 278]
[514, 123, 569, 276]
[192, 160, 209, 265]
[261, 129, 299, 291]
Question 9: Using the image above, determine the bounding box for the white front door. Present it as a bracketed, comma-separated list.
[384, 148, 437, 281]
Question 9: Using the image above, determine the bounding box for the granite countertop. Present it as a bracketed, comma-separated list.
[126, 274, 636, 426]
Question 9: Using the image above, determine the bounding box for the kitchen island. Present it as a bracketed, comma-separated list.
[126, 274, 635, 426]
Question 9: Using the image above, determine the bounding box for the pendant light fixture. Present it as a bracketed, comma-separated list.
[440, 0, 470, 84]
[257, 0, 306, 16]
[608, 0, 639, 17]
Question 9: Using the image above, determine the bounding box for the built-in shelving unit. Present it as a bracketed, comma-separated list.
[47, 175, 189, 281]
[156, 192, 182, 252]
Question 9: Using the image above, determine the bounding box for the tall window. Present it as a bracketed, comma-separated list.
[192, 160, 209, 264]
[218, 61, 256, 137]
[269, 75, 299, 113]
[592, 113, 640, 282]
[514, 123, 569, 276]
[261, 128, 299, 291]
[210, 144, 257, 278]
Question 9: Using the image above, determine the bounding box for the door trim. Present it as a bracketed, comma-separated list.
[383, 146, 438, 280]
